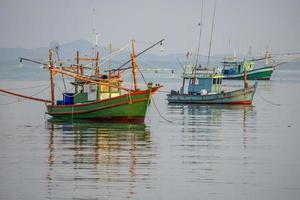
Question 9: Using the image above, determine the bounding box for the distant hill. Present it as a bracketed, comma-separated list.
[0, 39, 222, 65]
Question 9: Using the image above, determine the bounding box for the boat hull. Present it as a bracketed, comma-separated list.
[47, 87, 159, 122]
[167, 83, 257, 105]
[223, 66, 274, 80]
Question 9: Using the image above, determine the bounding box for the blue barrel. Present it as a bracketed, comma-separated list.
[63, 93, 74, 105]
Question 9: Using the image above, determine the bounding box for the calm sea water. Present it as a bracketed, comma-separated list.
[1, 64, 300, 199]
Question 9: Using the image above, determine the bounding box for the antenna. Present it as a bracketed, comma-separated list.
[91, 8, 97, 57]
[248, 46, 252, 59]
[228, 37, 231, 57]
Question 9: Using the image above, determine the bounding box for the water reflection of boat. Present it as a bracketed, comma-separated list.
[46, 119, 153, 199]
[168, 104, 254, 133]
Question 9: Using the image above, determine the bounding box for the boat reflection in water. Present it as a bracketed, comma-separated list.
[166, 104, 256, 184]
[167, 104, 255, 133]
[167, 104, 256, 151]
[46, 119, 154, 199]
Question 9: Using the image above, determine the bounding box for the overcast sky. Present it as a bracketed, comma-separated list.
[0, 0, 299, 55]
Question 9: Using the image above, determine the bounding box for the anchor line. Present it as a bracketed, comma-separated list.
[257, 92, 281, 106]
[136, 67, 173, 123]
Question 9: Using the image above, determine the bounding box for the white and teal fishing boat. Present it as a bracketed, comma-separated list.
[167, 65, 257, 104]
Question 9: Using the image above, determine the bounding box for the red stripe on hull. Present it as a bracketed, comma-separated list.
[204, 100, 252, 105]
[255, 78, 271, 80]
[79, 116, 145, 123]
[172, 100, 253, 105]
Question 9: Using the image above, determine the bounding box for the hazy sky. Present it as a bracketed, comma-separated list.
[0, 0, 300, 55]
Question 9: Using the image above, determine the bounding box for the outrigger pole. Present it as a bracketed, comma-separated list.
[0, 88, 52, 103]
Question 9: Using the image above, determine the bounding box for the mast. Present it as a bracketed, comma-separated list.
[265, 45, 270, 65]
[194, 0, 204, 69]
[244, 66, 248, 89]
[76, 51, 80, 74]
[109, 43, 112, 70]
[207, 0, 217, 68]
[49, 49, 55, 105]
[131, 40, 138, 90]
[95, 51, 100, 76]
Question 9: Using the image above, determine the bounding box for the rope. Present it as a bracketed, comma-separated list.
[257, 92, 281, 106]
[151, 96, 173, 123]
[55, 84, 80, 97]
[136, 67, 173, 123]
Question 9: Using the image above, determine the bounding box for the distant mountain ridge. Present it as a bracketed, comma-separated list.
[0, 39, 224, 65]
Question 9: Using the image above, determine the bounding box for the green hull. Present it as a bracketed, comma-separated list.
[167, 82, 257, 104]
[224, 66, 274, 80]
[47, 88, 156, 123]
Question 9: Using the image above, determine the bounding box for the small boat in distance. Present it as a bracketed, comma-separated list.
[222, 58, 274, 80]
[167, 65, 257, 105]
[0, 39, 164, 123]
[222, 49, 274, 80]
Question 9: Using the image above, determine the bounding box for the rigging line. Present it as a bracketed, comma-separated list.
[194, 0, 204, 70]
[110, 39, 165, 72]
[99, 43, 130, 65]
[137, 67, 148, 85]
[207, 0, 217, 68]
[3, 83, 50, 91]
[257, 92, 281, 106]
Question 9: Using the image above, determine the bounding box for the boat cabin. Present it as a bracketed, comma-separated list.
[222, 59, 255, 75]
[178, 67, 224, 95]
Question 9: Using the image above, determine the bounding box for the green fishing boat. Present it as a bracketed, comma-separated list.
[222, 48, 274, 80]
[0, 39, 163, 123]
[222, 59, 274, 80]
[47, 86, 159, 122]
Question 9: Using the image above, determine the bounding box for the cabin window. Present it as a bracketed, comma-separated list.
[220, 79, 222, 84]
[238, 65, 241, 73]
[213, 78, 216, 84]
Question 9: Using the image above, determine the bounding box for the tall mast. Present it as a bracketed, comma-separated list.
[131, 40, 138, 90]
[49, 49, 55, 105]
[207, 0, 217, 68]
[109, 43, 112, 70]
[194, 0, 204, 69]
[95, 51, 99, 76]
[265, 45, 270, 65]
